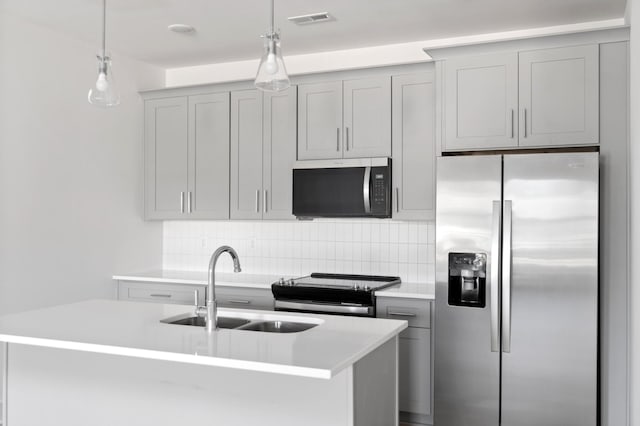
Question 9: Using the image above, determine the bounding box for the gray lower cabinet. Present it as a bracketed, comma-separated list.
[144, 93, 230, 220]
[116, 280, 274, 311]
[230, 88, 297, 220]
[392, 73, 436, 221]
[297, 77, 391, 160]
[377, 297, 433, 425]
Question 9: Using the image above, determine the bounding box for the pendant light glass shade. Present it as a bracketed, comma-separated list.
[88, 55, 120, 107]
[89, 0, 120, 107]
[254, 0, 290, 92]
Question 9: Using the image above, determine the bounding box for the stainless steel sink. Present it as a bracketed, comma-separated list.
[237, 320, 317, 333]
[162, 315, 250, 329]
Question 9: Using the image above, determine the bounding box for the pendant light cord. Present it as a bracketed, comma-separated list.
[269, 0, 274, 35]
[102, 0, 107, 58]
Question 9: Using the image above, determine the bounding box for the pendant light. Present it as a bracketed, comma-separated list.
[88, 0, 120, 107]
[254, 0, 290, 92]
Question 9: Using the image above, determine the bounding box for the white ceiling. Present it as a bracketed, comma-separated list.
[0, 0, 628, 68]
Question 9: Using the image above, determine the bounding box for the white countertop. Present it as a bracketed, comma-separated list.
[0, 299, 406, 380]
[113, 269, 280, 289]
[114, 269, 434, 299]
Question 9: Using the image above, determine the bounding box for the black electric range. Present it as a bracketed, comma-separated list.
[271, 273, 401, 317]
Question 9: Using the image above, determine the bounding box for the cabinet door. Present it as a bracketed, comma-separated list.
[118, 281, 205, 306]
[230, 90, 263, 220]
[297, 81, 343, 160]
[187, 93, 230, 219]
[216, 287, 274, 311]
[444, 53, 518, 151]
[263, 87, 297, 220]
[144, 97, 188, 219]
[343, 76, 391, 158]
[519, 45, 599, 147]
[392, 73, 436, 221]
[399, 327, 431, 416]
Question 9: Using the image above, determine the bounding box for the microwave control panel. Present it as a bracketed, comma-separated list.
[370, 166, 390, 216]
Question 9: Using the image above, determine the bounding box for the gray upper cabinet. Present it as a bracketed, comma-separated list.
[144, 93, 230, 220]
[298, 77, 391, 160]
[392, 73, 436, 221]
[231, 87, 297, 220]
[297, 81, 343, 160]
[263, 88, 297, 220]
[188, 93, 230, 219]
[145, 97, 189, 219]
[444, 52, 519, 151]
[231, 90, 264, 220]
[518, 45, 599, 147]
[343, 76, 391, 158]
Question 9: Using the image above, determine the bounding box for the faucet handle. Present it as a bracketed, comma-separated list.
[195, 306, 207, 317]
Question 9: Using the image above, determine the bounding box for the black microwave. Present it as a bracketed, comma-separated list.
[292, 158, 391, 219]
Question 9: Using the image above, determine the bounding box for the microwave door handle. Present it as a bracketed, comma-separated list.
[363, 166, 371, 214]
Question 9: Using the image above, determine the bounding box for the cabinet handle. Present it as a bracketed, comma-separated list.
[510, 109, 514, 139]
[388, 311, 416, 317]
[264, 190, 268, 213]
[180, 192, 185, 213]
[523, 108, 528, 138]
[150, 294, 172, 298]
[256, 190, 260, 213]
[228, 299, 251, 305]
[395, 187, 400, 213]
[194, 290, 199, 306]
[336, 128, 340, 151]
[187, 191, 192, 214]
[346, 127, 350, 151]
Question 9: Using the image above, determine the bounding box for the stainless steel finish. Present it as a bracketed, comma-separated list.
[264, 190, 268, 213]
[255, 190, 260, 213]
[435, 155, 502, 426]
[237, 320, 317, 333]
[150, 294, 171, 298]
[510, 109, 515, 139]
[195, 246, 242, 332]
[501, 199, 513, 353]
[228, 299, 251, 305]
[187, 191, 192, 213]
[293, 157, 389, 169]
[396, 187, 400, 212]
[363, 166, 371, 214]
[346, 127, 350, 151]
[387, 311, 417, 317]
[500, 153, 598, 426]
[274, 300, 373, 316]
[490, 200, 501, 353]
[180, 191, 185, 213]
[162, 314, 250, 329]
[336, 127, 340, 151]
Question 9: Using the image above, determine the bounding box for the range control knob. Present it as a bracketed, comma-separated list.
[278, 277, 286, 285]
[353, 283, 360, 290]
[287, 279, 295, 286]
[363, 285, 370, 291]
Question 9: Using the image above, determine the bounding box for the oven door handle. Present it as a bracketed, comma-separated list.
[363, 166, 371, 214]
[275, 300, 373, 316]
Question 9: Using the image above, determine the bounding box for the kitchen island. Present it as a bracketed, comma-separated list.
[0, 299, 406, 426]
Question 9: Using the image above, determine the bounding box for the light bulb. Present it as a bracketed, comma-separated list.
[264, 52, 279, 75]
[95, 72, 109, 92]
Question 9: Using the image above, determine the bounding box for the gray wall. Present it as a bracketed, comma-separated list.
[0, 12, 164, 315]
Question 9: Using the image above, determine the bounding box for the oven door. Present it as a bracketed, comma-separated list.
[292, 158, 391, 218]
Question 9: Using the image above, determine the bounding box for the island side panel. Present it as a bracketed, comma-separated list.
[5, 343, 355, 426]
[353, 336, 399, 426]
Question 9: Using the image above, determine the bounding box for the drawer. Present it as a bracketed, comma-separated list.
[118, 281, 205, 306]
[216, 287, 274, 311]
[376, 298, 431, 328]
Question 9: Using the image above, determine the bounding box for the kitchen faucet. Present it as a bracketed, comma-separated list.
[196, 245, 242, 332]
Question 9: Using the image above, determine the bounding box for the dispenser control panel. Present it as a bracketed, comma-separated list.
[448, 252, 487, 308]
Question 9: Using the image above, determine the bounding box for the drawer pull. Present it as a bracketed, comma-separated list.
[150, 294, 172, 298]
[388, 311, 416, 317]
[228, 299, 251, 305]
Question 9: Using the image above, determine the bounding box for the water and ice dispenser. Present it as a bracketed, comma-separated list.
[448, 253, 487, 308]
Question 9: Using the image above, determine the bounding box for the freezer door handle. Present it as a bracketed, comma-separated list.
[490, 200, 501, 352]
[502, 200, 513, 353]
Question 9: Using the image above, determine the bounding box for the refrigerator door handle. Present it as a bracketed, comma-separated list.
[490, 201, 501, 352]
[502, 200, 513, 353]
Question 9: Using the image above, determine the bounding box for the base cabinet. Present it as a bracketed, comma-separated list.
[377, 297, 433, 425]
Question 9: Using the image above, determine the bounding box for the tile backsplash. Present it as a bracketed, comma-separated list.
[163, 219, 436, 283]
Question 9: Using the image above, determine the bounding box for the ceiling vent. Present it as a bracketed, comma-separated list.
[288, 12, 333, 25]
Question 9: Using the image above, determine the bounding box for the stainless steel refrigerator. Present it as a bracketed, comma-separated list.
[434, 152, 598, 426]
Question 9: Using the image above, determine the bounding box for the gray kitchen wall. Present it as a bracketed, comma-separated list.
[163, 220, 436, 284]
[0, 12, 164, 315]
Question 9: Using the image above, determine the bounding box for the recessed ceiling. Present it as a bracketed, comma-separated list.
[0, 0, 627, 68]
